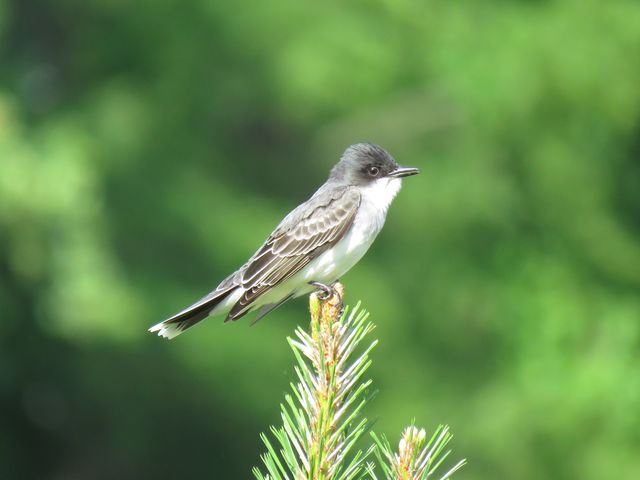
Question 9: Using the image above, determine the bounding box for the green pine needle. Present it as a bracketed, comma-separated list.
[253, 289, 465, 480]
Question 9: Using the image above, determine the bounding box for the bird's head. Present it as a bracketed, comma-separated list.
[329, 143, 419, 187]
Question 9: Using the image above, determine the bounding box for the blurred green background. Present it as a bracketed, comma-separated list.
[2, 0, 640, 478]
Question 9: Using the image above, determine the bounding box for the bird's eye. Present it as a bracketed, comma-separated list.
[367, 166, 380, 177]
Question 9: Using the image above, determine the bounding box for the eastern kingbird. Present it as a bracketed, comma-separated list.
[149, 142, 419, 339]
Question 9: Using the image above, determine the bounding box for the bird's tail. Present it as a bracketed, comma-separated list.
[148, 312, 209, 340]
[148, 287, 236, 339]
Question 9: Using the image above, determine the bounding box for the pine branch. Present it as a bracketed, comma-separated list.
[254, 284, 375, 480]
[253, 284, 465, 480]
[369, 426, 466, 480]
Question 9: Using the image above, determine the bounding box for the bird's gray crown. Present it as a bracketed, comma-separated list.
[329, 142, 398, 186]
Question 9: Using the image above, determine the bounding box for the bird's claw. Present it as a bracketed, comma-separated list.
[309, 281, 337, 300]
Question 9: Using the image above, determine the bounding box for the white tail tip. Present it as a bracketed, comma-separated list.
[148, 321, 183, 340]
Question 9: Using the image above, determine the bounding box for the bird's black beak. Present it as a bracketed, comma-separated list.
[389, 165, 420, 178]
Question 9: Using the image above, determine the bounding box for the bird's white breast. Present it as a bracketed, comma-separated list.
[299, 177, 402, 283]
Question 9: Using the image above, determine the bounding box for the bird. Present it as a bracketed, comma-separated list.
[149, 142, 419, 339]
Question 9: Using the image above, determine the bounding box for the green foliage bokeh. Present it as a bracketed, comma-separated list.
[1, 1, 640, 479]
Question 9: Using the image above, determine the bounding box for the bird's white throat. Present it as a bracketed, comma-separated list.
[359, 177, 402, 215]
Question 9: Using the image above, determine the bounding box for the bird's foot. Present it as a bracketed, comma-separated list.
[309, 281, 344, 321]
[309, 281, 335, 300]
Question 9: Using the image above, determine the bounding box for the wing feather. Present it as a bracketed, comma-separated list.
[226, 186, 360, 320]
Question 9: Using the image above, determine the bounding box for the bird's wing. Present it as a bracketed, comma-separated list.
[226, 185, 361, 321]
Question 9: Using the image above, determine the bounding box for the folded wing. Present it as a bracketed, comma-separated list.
[227, 185, 361, 320]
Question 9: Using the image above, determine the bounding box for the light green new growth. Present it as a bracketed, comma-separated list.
[253, 286, 465, 480]
[369, 426, 466, 480]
